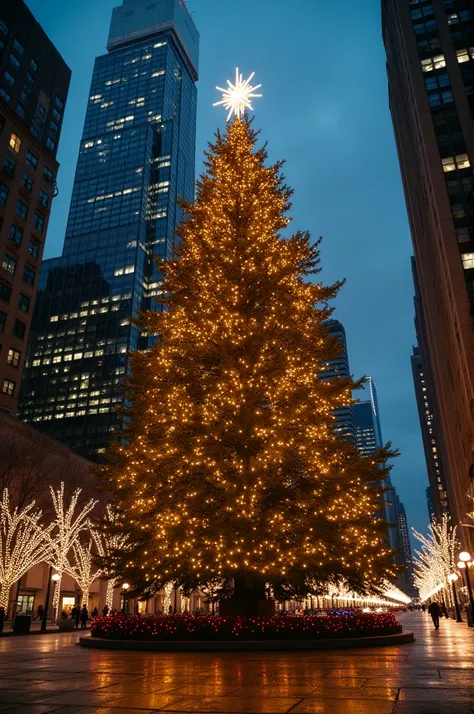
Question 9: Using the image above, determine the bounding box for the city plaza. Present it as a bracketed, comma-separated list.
[0, 613, 473, 713]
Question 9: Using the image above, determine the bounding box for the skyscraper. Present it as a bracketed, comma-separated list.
[0, 1, 70, 414]
[320, 319, 356, 442]
[395, 497, 414, 592]
[382, 0, 474, 530]
[19, 0, 199, 460]
[353, 377, 383, 457]
[354, 378, 410, 573]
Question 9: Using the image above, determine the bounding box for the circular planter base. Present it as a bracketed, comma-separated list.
[79, 631, 414, 652]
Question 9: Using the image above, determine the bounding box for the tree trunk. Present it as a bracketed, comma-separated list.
[219, 573, 274, 616]
[0, 584, 10, 611]
[233, 572, 266, 602]
[106, 580, 115, 610]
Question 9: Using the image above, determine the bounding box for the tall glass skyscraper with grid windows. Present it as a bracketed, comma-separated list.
[19, 0, 199, 460]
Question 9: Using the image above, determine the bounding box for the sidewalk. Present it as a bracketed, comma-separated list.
[1, 618, 90, 636]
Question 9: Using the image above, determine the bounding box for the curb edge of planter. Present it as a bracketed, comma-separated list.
[78, 630, 414, 652]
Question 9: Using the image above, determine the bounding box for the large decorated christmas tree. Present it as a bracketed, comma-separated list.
[101, 115, 396, 612]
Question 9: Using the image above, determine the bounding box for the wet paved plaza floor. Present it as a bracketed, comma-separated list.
[0, 613, 473, 713]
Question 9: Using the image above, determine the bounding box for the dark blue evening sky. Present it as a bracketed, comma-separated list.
[25, 0, 427, 539]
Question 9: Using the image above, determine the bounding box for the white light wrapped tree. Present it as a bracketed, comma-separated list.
[65, 534, 103, 609]
[163, 581, 174, 614]
[94, 506, 128, 611]
[412, 514, 459, 603]
[0, 490, 53, 612]
[47, 483, 97, 620]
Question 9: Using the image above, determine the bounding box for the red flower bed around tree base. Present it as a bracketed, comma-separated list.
[90, 612, 402, 642]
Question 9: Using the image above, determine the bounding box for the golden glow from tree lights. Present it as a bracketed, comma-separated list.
[412, 514, 459, 603]
[46, 483, 97, 620]
[100, 117, 397, 600]
[0, 490, 53, 611]
[214, 68, 262, 120]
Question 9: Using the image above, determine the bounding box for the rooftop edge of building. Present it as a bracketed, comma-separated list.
[107, 0, 199, 79]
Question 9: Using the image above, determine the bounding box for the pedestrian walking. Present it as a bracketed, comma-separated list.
[80, 605, 88, 629]
[91, 607, 98, 618]
[428, 601, 442, 629]
[102, 604, 109, 616]
[71, 605, 80, 629]
[0, 606, 5, 634]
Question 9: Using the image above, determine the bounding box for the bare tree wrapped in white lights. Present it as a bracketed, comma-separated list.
[0, 490, 53, 612]
[47, 483, 97, 620]
[412, 514, 459, 603]
[95, 506, 128, 610]
[65, 535, 103, 609]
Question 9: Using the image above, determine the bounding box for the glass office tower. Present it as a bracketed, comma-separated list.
[320, 319, 356, 443]
[19, 0, 199, 460]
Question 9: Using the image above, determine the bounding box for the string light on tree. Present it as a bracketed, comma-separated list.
[95, 506, 128, 610]
[0, 489, 53, 611]
[46, 483, 97, 620]
[65, 534, 103, 609]
[412, 514, 459, 603]
[214, 68, 262, 120]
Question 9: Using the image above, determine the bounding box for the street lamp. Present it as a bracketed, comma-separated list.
[447, 573, 463, 622]
[458, 552, 474, 626]
[121, 582, 130, 615]
[41, 571, 61, 633]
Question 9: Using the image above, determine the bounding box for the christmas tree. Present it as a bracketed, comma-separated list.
[101, 118, 396, 610]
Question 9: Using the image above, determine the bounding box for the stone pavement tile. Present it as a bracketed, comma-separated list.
[363, 678, 452, 688]
[107, 694, 196, 711]
[305, 688, 398, 701]
[0, 691, 50, 705]
[44, 709, 156, 714]
[233, 680, 368, 696]
[160, 696, 302, 712]
[439, 668, 474, 678]
[20, 682, 103, 694]
[395, 704, 474, 714]
[27, 691, 125, 707]
[326, 669, 437, 678]
[289, 700, 395, 714]
[398, 687, 474, 701]
[0, 706, 64, 713]
[106, 683, 241, 697]
[0, 680, 47, 690]
[254, 672, 334, 681]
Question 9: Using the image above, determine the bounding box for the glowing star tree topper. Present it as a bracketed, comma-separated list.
[214, 68, 262, 120]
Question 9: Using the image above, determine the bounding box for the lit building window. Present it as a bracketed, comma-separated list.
[421, 55, 446, 72]
[442, 154, 471, 172]
[2, 379, 15, 396]
[7, 348, 21, 368]
[2, 253, 17, 275]
[461, 252, 474, 269]
[456, 48, 474, 63]
[9, 132, 21, 153]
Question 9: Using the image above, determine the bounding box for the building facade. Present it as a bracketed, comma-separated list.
[411, 344, 449, 516]
[382, 0, 474, 533]
[320, 319, 356, 442]
[19, 0, 199, 460]
[0, 1, 70, 414]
